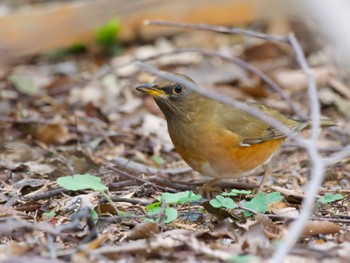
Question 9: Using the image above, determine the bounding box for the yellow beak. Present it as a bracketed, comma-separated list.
[136, 83, 166, 97]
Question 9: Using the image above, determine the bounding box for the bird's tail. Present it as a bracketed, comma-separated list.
[304, 119, 336, 129]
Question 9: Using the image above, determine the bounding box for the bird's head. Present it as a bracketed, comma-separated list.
[136, 73, 207, 121]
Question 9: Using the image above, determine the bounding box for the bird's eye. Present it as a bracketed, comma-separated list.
[173, 85, 183, 94]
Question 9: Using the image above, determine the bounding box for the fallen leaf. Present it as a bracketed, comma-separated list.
[128, 221, 160, 240]
[273, 67, 334, 92]
[237, 216, 271, 253]
[209, 218, 237, 240]
[328, 77, 350, 100]
[138, 113, 173, 152]
[319, 88, 350, 118]
[256, 214, 281, 239]
[22, 162, 56, 176]
[34, 123, 70, 144]
[271, 207, 299, 218]
[0, 205, 28, 219]
[303, 221, 340, 237]
[244, 42, 287, 62]
[9, 66, 52, 95]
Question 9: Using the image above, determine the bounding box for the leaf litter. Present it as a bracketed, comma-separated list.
[0, 14, 349, 263]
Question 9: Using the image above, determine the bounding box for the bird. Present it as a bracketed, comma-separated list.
[136, 73, 334, 194]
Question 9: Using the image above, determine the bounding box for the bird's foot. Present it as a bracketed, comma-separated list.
[199, 179, 222, 199]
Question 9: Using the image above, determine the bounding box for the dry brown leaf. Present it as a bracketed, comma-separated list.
[319, 88, 350, 118]
[128, 221, 160, 240]
[273, 67, 334, 92]
[0, 205, 28, 219]
[244, 42, 287, 62]
[138, 113, 173, 152]
[338, 242, 350, 258]
[256, 214, 281, 239]
[268, 201, 289, 211]
[303, 220, 340, 237]
[271, 207, 299, 218]
[268, 201, 299, 217]
[0, 244, 33, 261]
[209, 218, 237, 240]
[34, 123, 70, 144]
[14, 200, 41, 213]
[328, 77, 350, 100]
[237, 217, 271, 253]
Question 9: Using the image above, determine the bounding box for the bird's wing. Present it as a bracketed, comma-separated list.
[216, 102, 307, 145]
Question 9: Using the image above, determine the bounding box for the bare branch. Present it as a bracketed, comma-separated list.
[114, 47, 303, 116]
[144, 20, 288, 42]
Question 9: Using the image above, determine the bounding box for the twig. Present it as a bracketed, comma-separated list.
[180, 48, 302, 117]
[112, 157, 192, 175]
[113, 157, 259, 191]
[288, 33, 321, 144]
[100, 197, 150, 206]
[106, 165, 176, 192]
[267, 214, 350, 224]
[107, 179, 135, 190]
[323, 145, 350, 165]
[144, 20, 288, 42]
[271, 34, 325, 263]
[0, 115, 121, 138]
[22, 187, 69, 201]
[113, 47, 302, 117]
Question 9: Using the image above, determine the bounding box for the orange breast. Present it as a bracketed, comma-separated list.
[169, 123, 284, 179]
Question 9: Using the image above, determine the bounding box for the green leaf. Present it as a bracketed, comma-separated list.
[229, 255, 251, 263]
[146, 202, 161, 211]
[91, 209, 99, 224]
[147, 207, 178, 223]
[160, 192, 183, 204]
[209, 199, 223, 208]
[209, 195, 237, 209]
[151, 155, 165, 167]
[95, 17, 121, 55]
[57, 174, 107, 192]
[178, 191, 202, 204]
[160, 191, 200, 205]
[241, 192, 282, 215]
[221, 198, 237, 209]
[42, 211, 56, 218]
[222, 189, 252, 196]
[318, 193, 344, 204]
[96, 18, 120, 45]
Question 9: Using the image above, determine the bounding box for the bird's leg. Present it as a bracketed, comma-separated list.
[258, 164, 271, 192]
[199, 178, 222, 198]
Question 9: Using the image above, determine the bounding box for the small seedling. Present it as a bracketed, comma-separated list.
[241, 192, 283, 216]
[229, 254, 251, 263]
[96, 17, 122, 55]
[151, 155, 165, 167]
[57, 174, 121, 216]
[221, 189, 252, 196]
[42, 211, 56, 218]
[146, 191, 201, 223]
[317, 193, 344, 204]
[209, 195, 237, 209]
[147, 206, 178, 224]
